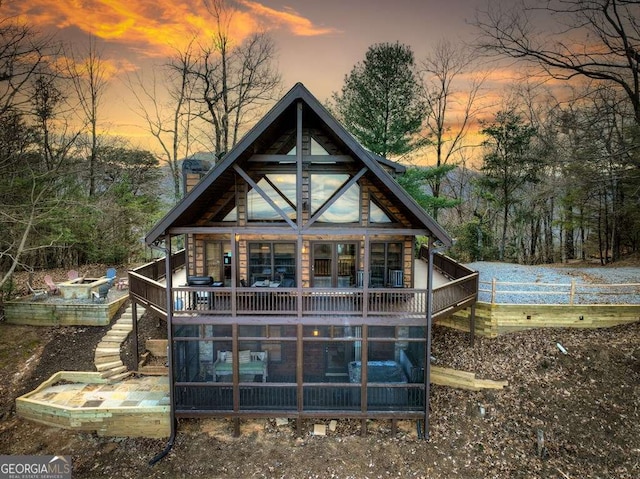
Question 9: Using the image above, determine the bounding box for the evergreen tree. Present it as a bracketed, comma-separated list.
[332, 42, 426, 158]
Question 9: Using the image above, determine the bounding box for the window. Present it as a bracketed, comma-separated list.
[370, 242, 403, 287]
[248, 242, 296, 286]
[312, 242, 358, 287]
[310, 173, 360, 223]
[369, 199, 393, 223]
[247, 174, 297, 222]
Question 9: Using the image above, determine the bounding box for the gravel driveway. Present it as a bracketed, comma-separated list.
[464, 261, 640, 304]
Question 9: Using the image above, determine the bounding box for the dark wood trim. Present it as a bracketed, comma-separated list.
[167, 226, 429, 235]
[248, 154, 354, 164]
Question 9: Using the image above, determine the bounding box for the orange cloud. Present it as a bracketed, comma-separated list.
[8, 0, 336, 58]
[237, 0, 339, 36]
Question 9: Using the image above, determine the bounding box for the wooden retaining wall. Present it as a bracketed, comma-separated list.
[4, 296, 128, 326]
[441, 302, 640, 337]
[16, 371, 169, 438]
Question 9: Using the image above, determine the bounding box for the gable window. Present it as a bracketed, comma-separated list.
[247, 174, 297, 222]
[370, 242, 403, 287]
[248, 242, 296, 286]
[312, 242, 358, 287]
[310, 173, 360, 223]
[369, 199, 393, 224]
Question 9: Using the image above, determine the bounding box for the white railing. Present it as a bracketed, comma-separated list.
[480, 279, 640, 305]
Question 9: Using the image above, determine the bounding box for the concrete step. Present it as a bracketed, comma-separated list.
[95, 360, 123, 372]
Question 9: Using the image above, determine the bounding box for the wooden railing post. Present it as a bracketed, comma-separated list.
[491, 278, 497, 305]
[569, 280, 576, 305]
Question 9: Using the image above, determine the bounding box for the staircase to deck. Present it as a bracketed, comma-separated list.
[94, 303, 145, 382]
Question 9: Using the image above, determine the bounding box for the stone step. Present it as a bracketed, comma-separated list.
[111, 325, 132, 332]
[108, 371, 133, 383]
[95, 347, 121, 357]
[98, 340, 123, 348]
[104, 332, 129, 341]
[138, 366, 168, 375]
[100, 365, 128, 378]
[94, 354, 121, 364]
[95, 360, 123, 372]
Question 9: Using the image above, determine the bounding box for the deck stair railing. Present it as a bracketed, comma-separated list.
[129, 249, 185, 319]
[419, 245, 479, 320]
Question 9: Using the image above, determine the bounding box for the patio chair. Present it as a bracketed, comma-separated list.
[44, 275, 60, 295]
[67, 270, 79, 280]
[106, 268, 117, 286]
[27, 281, 48, 300]
[92, 283, 111, 303]
[116, 277, 129, 290]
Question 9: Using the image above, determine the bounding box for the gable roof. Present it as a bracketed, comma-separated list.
[145, 82, 452, 246]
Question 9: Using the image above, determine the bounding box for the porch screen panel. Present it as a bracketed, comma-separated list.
[173, 324, 234, 411]
[302, 326, 361, 412]
[238, 326, 297, 411]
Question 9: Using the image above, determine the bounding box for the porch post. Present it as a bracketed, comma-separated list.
[423, 240, 435, 440]
[164, 234, 177, 441]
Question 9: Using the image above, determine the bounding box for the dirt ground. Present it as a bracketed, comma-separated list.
[0, 267, 639, 478]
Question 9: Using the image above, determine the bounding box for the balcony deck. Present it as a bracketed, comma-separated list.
[129, 256, 477, 325]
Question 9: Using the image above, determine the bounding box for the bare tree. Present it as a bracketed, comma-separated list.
[0, 16, 70, 288]
[66, 37, 108, 196]
[0, 16, 55, 115]
[185, 0, 282, 156]
[420, 39, 487, 219]
[474, 0, 640, 124]
[128, 42, 197, 203]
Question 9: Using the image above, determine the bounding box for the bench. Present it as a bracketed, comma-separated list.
[213, 350, 268, 382]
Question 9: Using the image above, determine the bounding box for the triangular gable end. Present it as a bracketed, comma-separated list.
[145, 82, 452, 246]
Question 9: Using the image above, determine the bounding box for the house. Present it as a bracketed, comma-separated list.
[133, 82, 478, 442]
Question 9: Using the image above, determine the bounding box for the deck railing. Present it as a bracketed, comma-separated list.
[171, 287, 428, 318]
[129, 248, 479, 320]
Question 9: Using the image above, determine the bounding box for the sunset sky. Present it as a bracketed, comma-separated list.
[6, 0, 511, 158]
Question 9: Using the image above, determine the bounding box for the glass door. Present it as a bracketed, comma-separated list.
[312, 242, 357, 287]
[205, 241, 232, 285]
